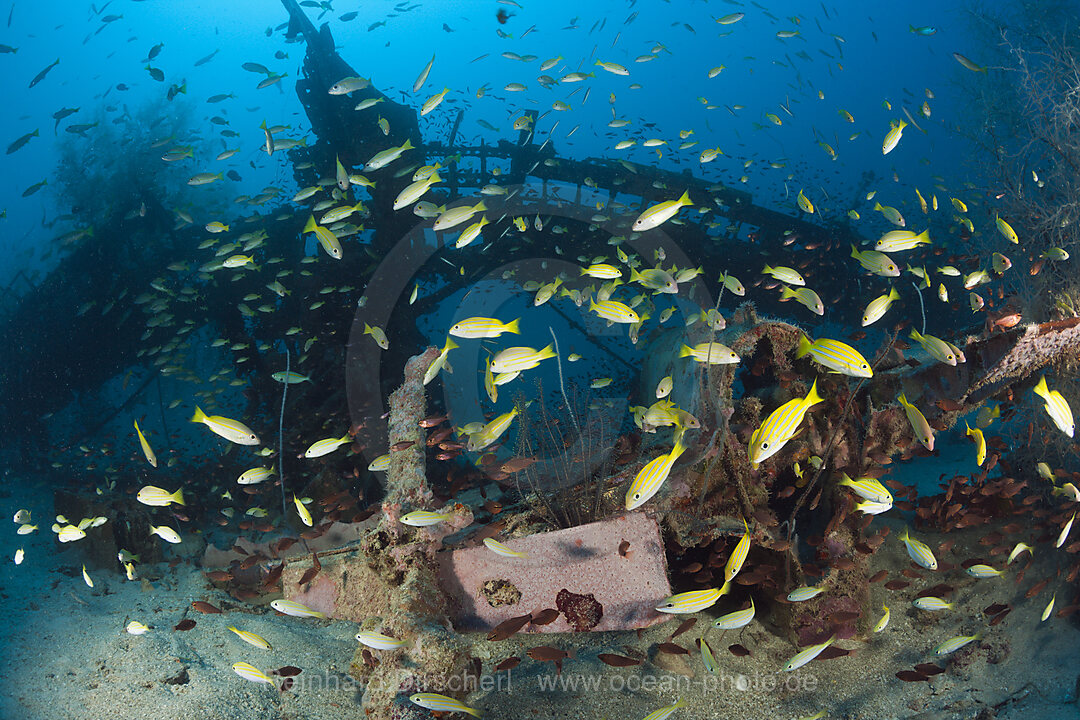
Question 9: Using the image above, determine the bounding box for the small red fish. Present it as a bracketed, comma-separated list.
[488, 614, 532, 641]
[191, 601, 222, 614]
[495, 656, 521, 671]
[597, 653, 642, 667]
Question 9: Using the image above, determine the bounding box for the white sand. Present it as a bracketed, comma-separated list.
[2, 473, 1078, 720]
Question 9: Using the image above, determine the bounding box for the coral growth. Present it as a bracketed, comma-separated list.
[555, 588, 603, 631]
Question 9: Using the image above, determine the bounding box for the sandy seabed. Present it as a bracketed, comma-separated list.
[2, 473, 1079, 720]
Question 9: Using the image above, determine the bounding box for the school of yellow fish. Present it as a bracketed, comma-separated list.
[8, 0, 1080, 718]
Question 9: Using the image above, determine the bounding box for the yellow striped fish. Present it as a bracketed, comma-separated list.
[581, 263, 623, 279]
[1033, 376, 1075, 438]
[837, 473, 892, 504]
[133, 420, 157, 467]
[861, 287, 900, 326]
[678, 342, 740, 364]
[1042, 594, 1055, 622]
[490, 344, 556, 374]
[228, 626, 272, 650]
[965, 564, 1004, 578]
[698, 638, 719, 674]
[589, 298, 639, 324]
[355, 630, 408, 649]
[400, 510, 455, 527]
[874, 228, 930, 252]
[270, 599, 326, 618]
[642, 700, 686, 720]
[899, 528, 938, 569]
[1056, 511, 1075, 548]
[232, 661, 274, 684]
[965, 423, 986, 466]
[409, 693, 481, 718]
[781, 635, 835, 671]
[913, 596, 954, 611]
[787, 585, 827, 602]
[909, 328, 957, 366]
[448, 317, 520, 339]
[724, 518, 751, 582]
[795, 335, 872, 378]
[656, 582, 731, 614]
[304, 434, 351, 458]
[466, 408, 519, 452]
[712, 598, 756, 630]
[850, 245, 899, 277]
[625, 433, 688, 510]
[483, 537, 528, 558]
[136, 485, 185, 507]
[190, 406, 260, 445]
[898, 392, 935, 451]
[749, 378, 824, 467]
[933, 633, 981, 656]
[632, 190, 692, 231]
[873, 606, 890, 633]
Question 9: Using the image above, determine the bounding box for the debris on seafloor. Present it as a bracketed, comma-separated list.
[437, 512, 671, 633]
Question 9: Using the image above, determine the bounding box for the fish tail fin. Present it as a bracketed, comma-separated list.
[401, 138, 414, 150]
[1034, 376, 1049, 399]
[780, 285, 796, 299]
[190, 406, 207, 424]
[873, 201, 882, 210]
[303, 215, 316, 233]
[795, 334, 813, 358]
[804, 378, 824, 407]
[762, 264, 773, 273]
[917, 228, 931, 244]
[171, 488, 185, 506]
[888, 287, 900, 301]
[849, 244, 860, 260]
[678, 344, 692, 358]
[678, 189, 692, 206]
[838, 472, 853, 488]
[897, 392, 908, 406]
[908, 328, 921, 341]
[505, 318, 521, 334]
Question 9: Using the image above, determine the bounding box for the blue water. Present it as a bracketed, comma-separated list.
[2, 1, 1079, 719]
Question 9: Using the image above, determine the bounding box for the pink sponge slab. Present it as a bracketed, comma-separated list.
[437, 513, 672, 633]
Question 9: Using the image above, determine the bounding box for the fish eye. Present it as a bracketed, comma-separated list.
[761, 442, 769, 449]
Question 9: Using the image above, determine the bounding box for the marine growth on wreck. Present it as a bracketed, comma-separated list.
[0, 1, 1079, 719]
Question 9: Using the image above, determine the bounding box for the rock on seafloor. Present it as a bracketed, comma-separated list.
[437, 513, 671, 632]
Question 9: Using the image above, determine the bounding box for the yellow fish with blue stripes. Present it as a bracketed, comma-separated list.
[409, 692, 481, 717]
[625, 432, 688, 510]
[898, 392, 935, 451]
[749, 378, 824, 467]
[1033, 376, 1074, 438]
[899, 528, 937, 570]
[656, 582, 731, 614]
[796, 335, 872, 378]
[724, 518, 751, 582]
